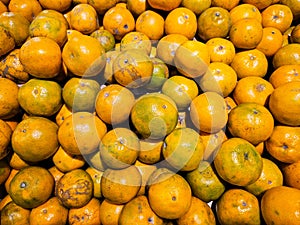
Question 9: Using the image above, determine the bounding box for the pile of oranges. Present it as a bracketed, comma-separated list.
[0, 0, 300, 224]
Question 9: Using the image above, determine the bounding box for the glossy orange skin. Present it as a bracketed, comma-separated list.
[211, 0, 239, 10]
[282, 161, 300, 189]
[8, 0, 42, 22]
[268, 81, 300, 126]
[99, 199, 124, 225]
[87, 0, 118, 15]
[272, 43, 300, 69]
[1, 201, 31, 225]
[261, 186, 300, 225]
[39, 0, 72, 12]
[206, 37, 236, 64]
[216, 189, 261, 225]
[147, 0, 182, 11]
[256, 27, 283, 57]
[242, 0, 272, 10]
[127, 0, 147, 16]
[229, 3, 262, 24]
[0, 25, 15, 57]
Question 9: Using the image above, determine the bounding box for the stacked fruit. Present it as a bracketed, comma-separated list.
[0, 0, 300, 224]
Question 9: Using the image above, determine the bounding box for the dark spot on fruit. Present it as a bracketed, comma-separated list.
[244, 152, 249, 160]
[162, 104, 167, 109]
[282, 144, 288, 150]
[172, 196, 176, 201]
[124, 24, 128, 29]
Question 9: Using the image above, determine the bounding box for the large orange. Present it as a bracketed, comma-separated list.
[265, 125, 300, 163]
[261, 186, 300, 225]
[8, 0, 42, 22]
[148, 173, 192, 220]
[131, 93, 178, 140]
[268, 81, 300, 126]
[20, 37, 62, 78]
[9, 166, 54, 209]
[216, 188, 261, 225]
[214, 137, 263, 186]
[229, 3, 262, 24]
[272, 43, 300, 69]
[197, 6, 232, 41]
[11, 116, 59, 163]
[190, 91, 228, 133]
[1, 201, 30, 225]
[227, 103, 274, 145]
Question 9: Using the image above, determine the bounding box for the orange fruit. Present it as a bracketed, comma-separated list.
[127, 0, 147, 17]
[229, 18, 263, 49]
[138, 140, 164, 166]
[12, 116, 59, 162]
[8, 0, 42, 22]
[120, 31, 152, 55]
[102, 50, 120, 83]
[9, 166, 54, 209]
[291, 24, 300, 43]
[29, 197, 68, 225]
[20, 37, 62, 78]
[99, 199, 124, 225]
[0, 194, 12, 211]
[216, 188, 261, 225]
[214, 137, 263, 186]
[84, 149, 107, 172]
[0, 119, 12, 160]
[95, 84, 135, 125]
[90, 28, 116, 52]
[177, 196, 216, 225]
[62, 30, 106, 77]
[282, 160, 300, 189]
[85, 167, 103, 198]
[199, 62, 238, 97]
[147, 0, 181, 11]
[52, 146, 86, 172]
[148, 173, 192, 220]
[233, 76, 274, 106]
[261, 4, 293, 33]
[265, 125, 300, 163]
[101, 166, 142, 204]
[161, 75, 199, 110]
[0, 1, 7, 13]
[181, 0, 211, 15]
[197, 6, 232, 41]
[200, 129, 227, 161]
[18, 78, 62, 117]
[86, 0, 118, 15]
[118, 195, 164, 225]
[0, 78, 20, 120]
[185, 161, 226, 202]
[69, 3, 99, 34]
[55, 169, 93, 208]
[261, 186, 300, 225]
[281, 0, 300, 20]
[131, 92, 178, 140]
[0, 49, 30, 83]
[211, 0, 239, 10]
[1, 201, 31, 225]
[0, 25, 15, 57]
[146, 57, 169, 91]
[156, 33, 188, 65]
[29, 10, 68, 47]
[39, 0, 72, 12]
[205, 37, 236, 64]
[272, 43, 300, 69]
[229, 3, 262, 24]
[135, 10, 165, 41]
[100, 127, 140, 169]
[224, 96, 237, 114]
[9, 151, 31, 170]
[174, 40, 210, 78]
[103, 5, 135, 41]
[256, 27, 283, 57]
[242, 0, 273, 9]
[0, 12, 30, 47]
[62, 77, 100, 112]
[113, 49, 154, 88]
[190, 91, 228, 133]
[48, 166, 64, 190]
[4, 168, 19, 193]
[68, 198, 101, 225]
[230, 49, 268, 79]
[55, 104, 72, 126]
[0, 159, 10, 185]
[268, 81, 300, 126]
[245, 158, 283, 196]
[164, 7, 197, 40]
[58, 111, 107, 155]
[162, 127, 205, 171]
[134, 160, 157, 196]
[227, 103, 274, 145]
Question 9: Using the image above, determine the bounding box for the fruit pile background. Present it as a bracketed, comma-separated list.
[0, 0, 300, 224]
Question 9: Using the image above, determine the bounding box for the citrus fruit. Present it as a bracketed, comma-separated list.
[0, 159, 10, 185]
[8, 0, 42, 22]
[229, 3, 262, 24]
[190, 91, 228, 134]
[146, 57, 169, 91]
[162, 127, 205, 171]
[101, 166, 142, 204]
[90, 28, 116, 52]
[272, 43, 300, 69]
[120, 31, 152, 55]
[100, 127, 140, 169]
[131, 92, 178, 139]
[147, 0, 181, 11]
[11, 116, 59, 162]
[282, 160, 300, 189]
[99, 199, 124, 225]
[148, 173, 192, 220]
[29, 197, 69, 225]
[85, 167, 103, 198]
[1, 201, 30, 225]
[55, 169, 93, 208]
[18, 78, 63, 117]
[39, 0, 72, 12]
[9, 166, 54, 209]
[0, 119, 12, 160]
[216, 188, 261, 225]
[214, 137, 263, 186]
[138, 139, 164, 164]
